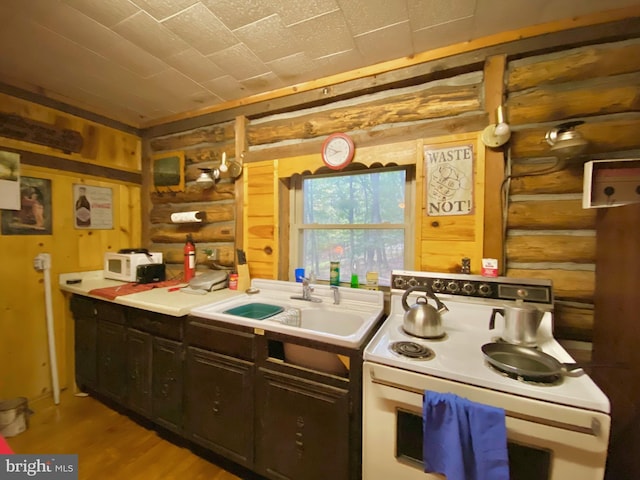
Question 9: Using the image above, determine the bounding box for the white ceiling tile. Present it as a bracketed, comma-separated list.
[234, 14, 300, 63]
[413, 16, 475, 52]
[201, 75, 248, 101]
[129, 0, 199, 21]
[1, 0, 635, 126]
[26, 2, 167, 78]
[338, 0, 408, 36]
[200, 0, 277, 30]
[207, 43, 270, 81]
[274, 0, 340, 26]
[288, 9, 356, 59]
[240, 72, 285, 96]
[354, 21, 413, 64]
[63, 0, 141, 28]
[165, 49, 225, 83]
[161, 3, 239, 56]
[112, 11, 191, 59]
[409, 0, 477, 30]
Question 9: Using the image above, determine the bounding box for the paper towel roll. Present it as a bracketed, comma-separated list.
[171, 211, 205, 223]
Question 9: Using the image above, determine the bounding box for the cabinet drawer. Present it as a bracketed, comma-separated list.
[96, 301, 126, 324]
[129, 309, 183, 340]
[70, 295, 97, 318]
[186, 317, 255, 361]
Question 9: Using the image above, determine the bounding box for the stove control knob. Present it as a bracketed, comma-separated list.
[478, 283, 491, 296]
[446, 281, 460, 293]
[393, 277, 406, 289]
[462, 282, 475, 295]
[432, 279, 444, 292]
[407, 277, 419, 287]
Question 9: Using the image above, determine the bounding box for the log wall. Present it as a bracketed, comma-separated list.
[505, 37, 640, 341]
[145, 35, 640, 346]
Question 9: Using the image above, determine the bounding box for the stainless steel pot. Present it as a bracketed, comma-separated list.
[401, 286, 448, 338]
[489, 301, 543, 347]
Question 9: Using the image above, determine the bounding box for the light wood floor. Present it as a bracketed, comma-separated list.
[5, 390, 250, 480]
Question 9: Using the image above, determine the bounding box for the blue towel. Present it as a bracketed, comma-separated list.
[423, 391, 509, 480]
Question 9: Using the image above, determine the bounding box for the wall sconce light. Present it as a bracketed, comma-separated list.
[196, 167, 219, 187]
[482, 105, 511, 148]
[545, 121, 589, 161]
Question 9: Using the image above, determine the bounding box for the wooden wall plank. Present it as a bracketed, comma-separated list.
[247, 79, 482, 146]
[509, 161, 584, 194]
[553, 303, 594, 342]
[508, 73, 640, 125]
[506, 234, 596, 263]
[149, 123, 235, 152]
[507, 268, 595, 301]
[510, 115, 640, 158]
[507, 199, 597, 229]
[149, 223, 234, 243]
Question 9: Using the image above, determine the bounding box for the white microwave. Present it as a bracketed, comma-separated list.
[104, 251, 163, 282]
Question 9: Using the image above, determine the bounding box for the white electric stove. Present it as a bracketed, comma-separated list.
[362, 270, 611, 480]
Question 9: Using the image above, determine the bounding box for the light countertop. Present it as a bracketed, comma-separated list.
[59, 270, 241, 317]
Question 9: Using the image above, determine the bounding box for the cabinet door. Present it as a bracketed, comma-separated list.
[152, 337, 183, 433]
[185, 346, 254, 467]
[74, 314, 97, 392]
[127, 328, 152, 417]
[256, 369, 350, 480]
[97, 319, 127, 402]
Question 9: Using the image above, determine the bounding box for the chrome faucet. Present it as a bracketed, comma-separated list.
[331, 286, 340, 305]
[290, 277, 322, 303]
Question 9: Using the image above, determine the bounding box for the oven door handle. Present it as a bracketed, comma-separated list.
[369, 372, 602, 437]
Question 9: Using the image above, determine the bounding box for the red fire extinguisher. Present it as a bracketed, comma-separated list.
[183, 234, 196, 282]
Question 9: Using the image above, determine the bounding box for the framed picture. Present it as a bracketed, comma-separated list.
[424, 142, 475, 217]
[153, 151, 185, 192]
[1, 176, 52, 235]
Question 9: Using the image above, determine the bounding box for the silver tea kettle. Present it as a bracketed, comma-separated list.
[401, 286, 448, 338]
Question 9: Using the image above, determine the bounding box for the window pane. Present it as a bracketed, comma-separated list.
[301, 228, 404, 285]
[303, 171, 406, 225]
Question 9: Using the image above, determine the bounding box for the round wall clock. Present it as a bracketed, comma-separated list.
[321, 133, 355, 170]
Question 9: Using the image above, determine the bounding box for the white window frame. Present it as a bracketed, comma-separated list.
[289, 165, 415, 286]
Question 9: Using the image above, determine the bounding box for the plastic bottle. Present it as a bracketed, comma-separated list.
[183, 234, 196, 282]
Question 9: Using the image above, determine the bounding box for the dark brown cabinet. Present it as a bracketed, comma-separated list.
[97, 318, 127, 402]
[70, 294, 367, 480]
[152, 337, 183, 434]
[255, 368, 350, 480]
[127, 328, 152, 417]
[72, 305, 98, 391]
[185, 346, 254, 467]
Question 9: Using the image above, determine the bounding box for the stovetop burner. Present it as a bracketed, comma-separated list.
[390, 341, 435, 360]
[486, 361, 563, 386]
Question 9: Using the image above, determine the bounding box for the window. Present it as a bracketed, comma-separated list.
[291, 167, 413, 287]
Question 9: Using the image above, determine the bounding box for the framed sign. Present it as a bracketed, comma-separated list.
[153, 151, 185, 192]
[424, 143, 474, 216]
[1, 176, 52, 235]
[73, 184, 113, 229]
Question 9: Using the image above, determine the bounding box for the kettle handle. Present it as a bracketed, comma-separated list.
[401, 285, 448, 313]
[489, 308, 504, 330]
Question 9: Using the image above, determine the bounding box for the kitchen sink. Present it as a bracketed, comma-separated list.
[189, 279, 385, 348]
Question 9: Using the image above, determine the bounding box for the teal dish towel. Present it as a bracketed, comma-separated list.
[423, 391, 509, 480]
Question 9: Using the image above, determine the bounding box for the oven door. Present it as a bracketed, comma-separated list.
[363, 362, 610, 480]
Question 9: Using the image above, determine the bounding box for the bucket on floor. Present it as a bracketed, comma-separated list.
[0, 397, 30, 437]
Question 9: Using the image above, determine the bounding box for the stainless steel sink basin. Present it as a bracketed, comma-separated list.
[189, 279, 384, 348]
